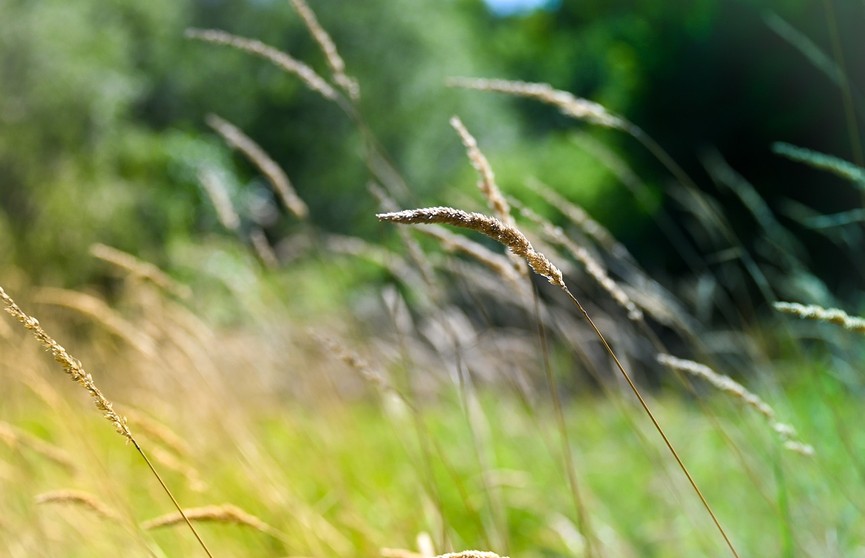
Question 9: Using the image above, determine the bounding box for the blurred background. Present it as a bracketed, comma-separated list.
[1, 0, 862, 303]
[2, 2, 865, 557]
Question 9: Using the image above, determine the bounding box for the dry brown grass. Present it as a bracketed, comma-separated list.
[448, 77, 625, 129]
[0, 285, 214, 557]
[378, 206, 741, 558]
[0, 286, 134, 442]
[142, 503, 287, 543]
[0, 420, 77, 473]
[34, 287, 158, 357]
[185, 28, 341, 103]
[657, 354, 814, 456]
[289, 0, 359, 100]
[774, 301, 865, 333]
[206, 113, 309, 220]
[35, 489, 122, 522]
[89, 243, 192, 300]
[378, 207, 564, 286]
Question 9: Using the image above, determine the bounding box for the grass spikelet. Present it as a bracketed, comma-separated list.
[774, 301, 865, 333]
[369, 183, 437, 286]
[764, 12, 846, 87]
[206, 113, 309, 219]
[123, 408, 192, 459]
[289, 0, 359, 100]
[450, 116, 527, 277]
[149, 446, 207, 492]
[0, 285, 213, 557]
[35, 489, 121, 522]
[34, 288, 158, 357]
[0, 421, 77, 473]
[324, 234, 428, 296]
[1, 286, 134, 442]
[527, 178, 625, 258]
[772, 142, 865, 186]
[448, 77, 625, 129]
[198, 166, 242, 232]
[377, 207, 563, 286]
[379, 207, 741, 557]
[417, 225, 525, 292]
[185, 28, 340, 102]
[249, 227, 279, 268]
[89, 243, 192, 300]
[514, 202, 643, 321]
[141, 503, 285, 540]
[449, 116, 513, 226]
[450, 78, 707, 241]
[310, 331, 389, 392]
[657, 354, 814, 456]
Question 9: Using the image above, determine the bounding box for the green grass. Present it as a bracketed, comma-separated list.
[2, 346, 860, 557]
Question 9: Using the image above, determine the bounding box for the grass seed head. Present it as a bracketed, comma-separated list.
[377, 206, 564, 287]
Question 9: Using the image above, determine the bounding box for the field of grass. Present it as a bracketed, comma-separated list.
[1, 253, 863, 558]
[2, 2, 864, 557]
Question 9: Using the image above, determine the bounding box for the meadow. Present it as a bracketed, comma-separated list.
[1, 2, 864, 557]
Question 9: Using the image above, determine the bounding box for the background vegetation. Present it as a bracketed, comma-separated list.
[1, 0, 863, 557]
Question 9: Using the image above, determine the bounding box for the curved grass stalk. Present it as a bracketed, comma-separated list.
[0, 286, 214, 558]
[377, 207, 741, 558]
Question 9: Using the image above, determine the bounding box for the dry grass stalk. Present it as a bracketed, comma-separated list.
[142, 503, 284, 539]
[289, 0, 359, 100]
[149, 446, 207, 492]
[206, 113, 309, 219]
[772, 142, 865, 184]
[325, 234, 428, 298]
[448, 77, 625, 129]
[0, 286, 133, 442]
[516, 203, 642, 321]
[310, 331, 423, 412]
[34, 287, 157, 357]
[186, 28, 339, 102]
[451, 77, 702, 226]
[312, 332, 388, 390]
[377, 207, 563, 286]
[379, 207, 740, 557]
[0, 421, 77, 473]
[123, 408, 191, 458]
[527, 178, 624, 258]
[418, 225, 525, 293]
[449, 116, 513, 226]
[22, 371, 65, 410]
[450, 116, 527, 277]
[35, 489, 121, 522]
[250, 227, 280, 268]
[657, 354, 814, 456]
[774, 301, 865, 333]
[198, 166, 241, 232]
[369, 183, 437, 286]
[89, 243, 192, 300]
[0, 285, 214, 557]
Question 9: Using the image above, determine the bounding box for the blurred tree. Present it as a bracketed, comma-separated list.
[0, 0, 520, 282]
[465, 0, 865, 291]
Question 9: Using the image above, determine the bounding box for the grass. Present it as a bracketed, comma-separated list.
[0, 332, 859, 557]
[2, 1, 864, 556]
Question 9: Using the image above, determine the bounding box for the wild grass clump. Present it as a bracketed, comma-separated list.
[2, 2, 863, 557]
[0, 285, 214, 557]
